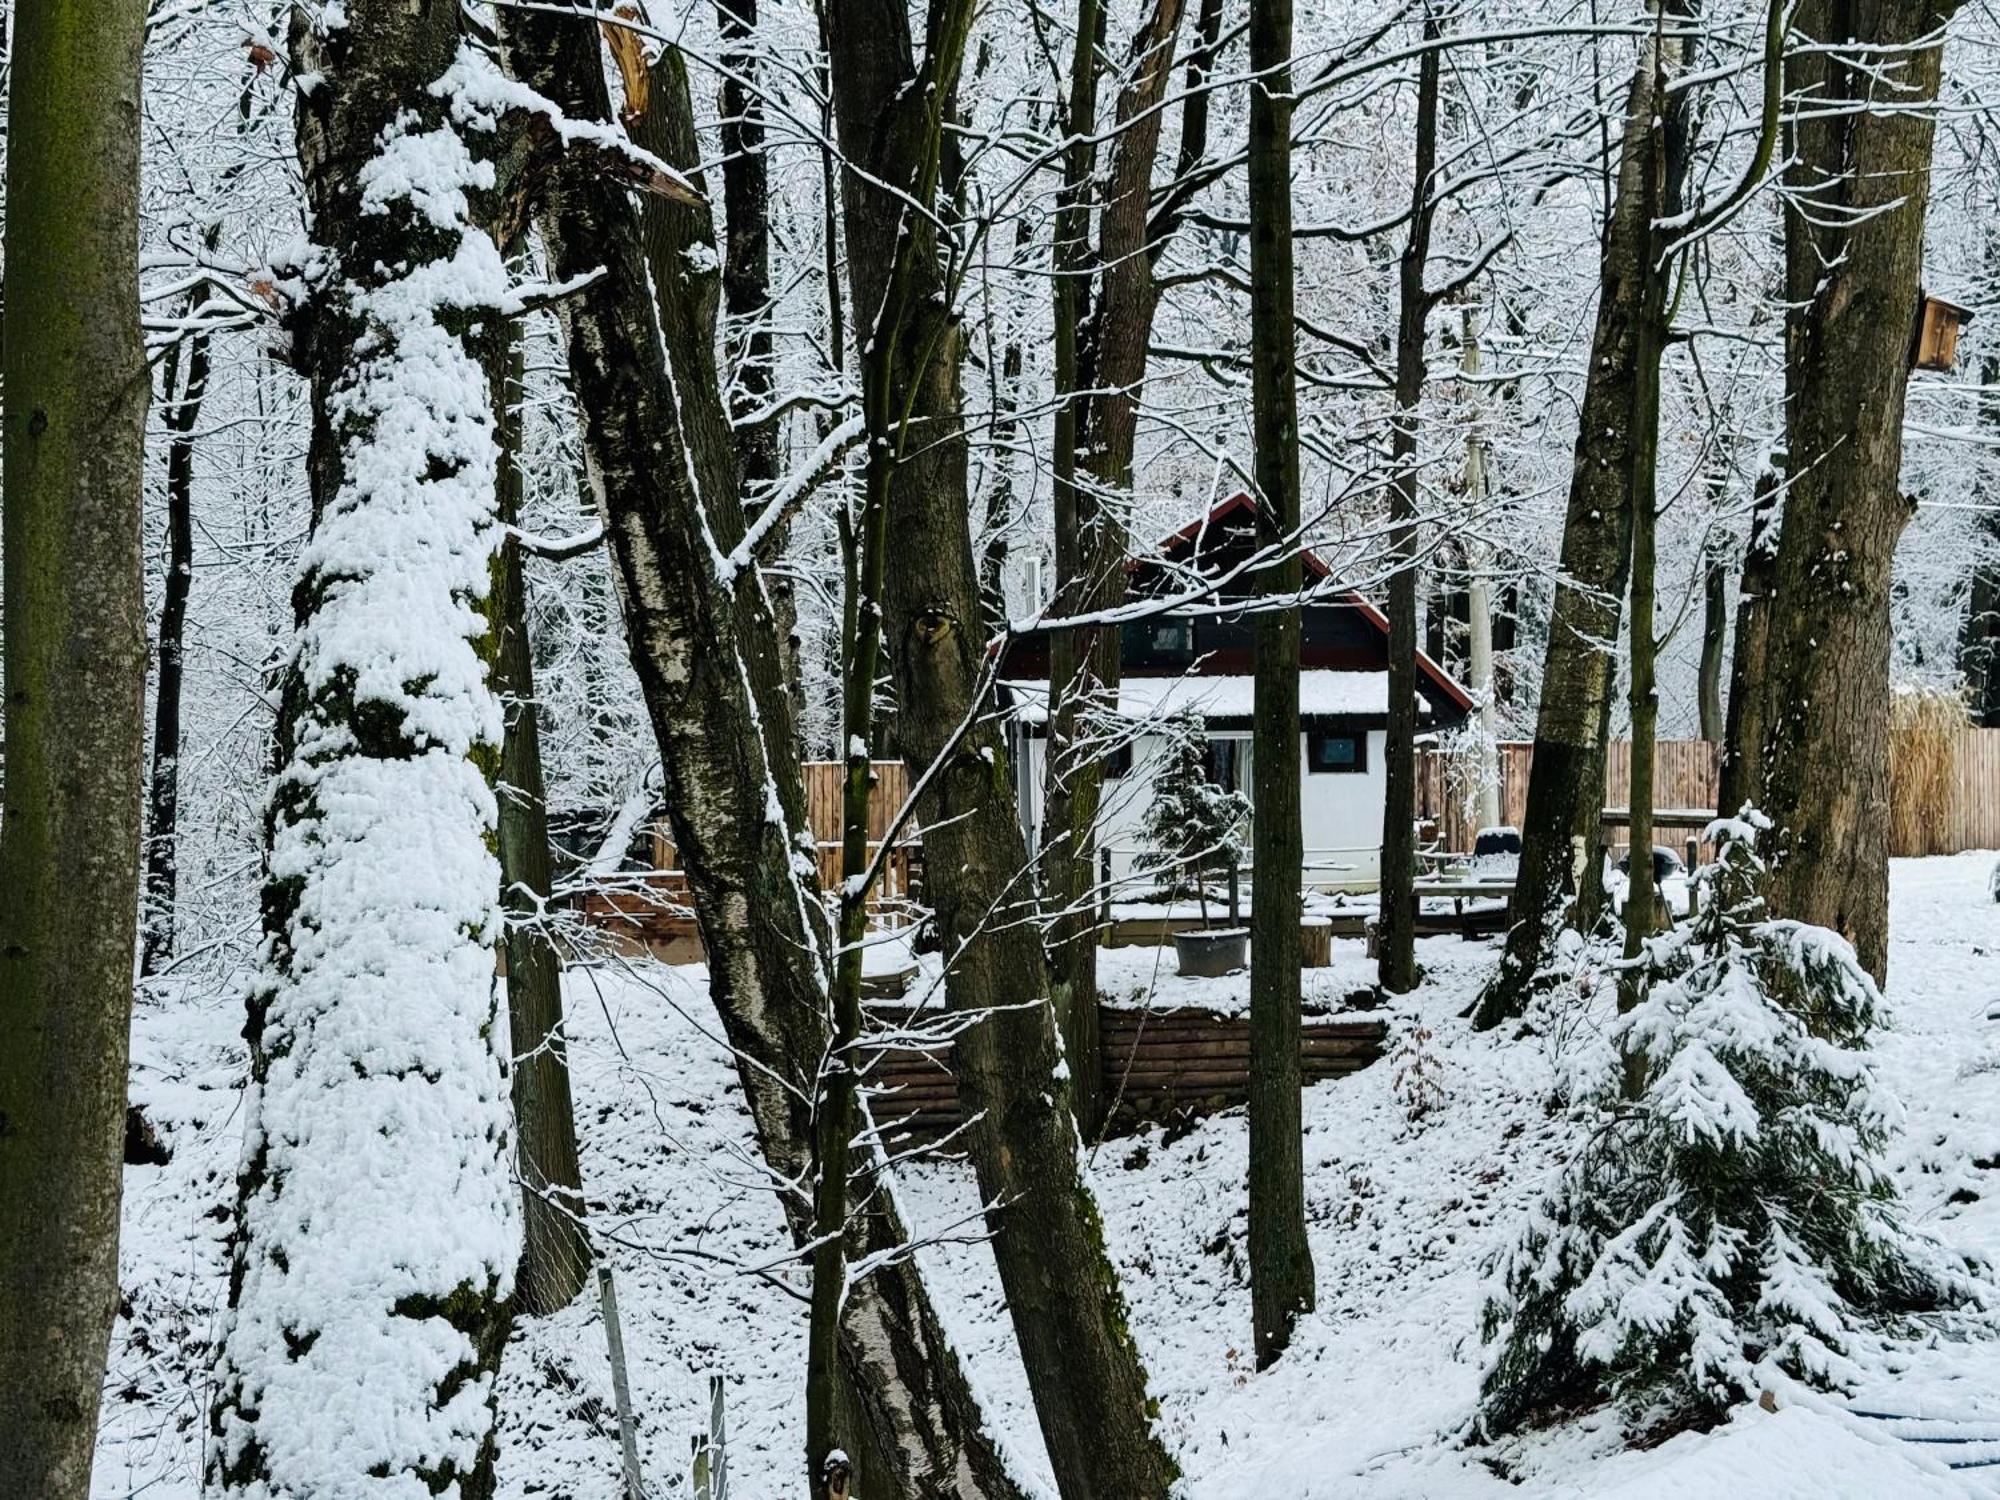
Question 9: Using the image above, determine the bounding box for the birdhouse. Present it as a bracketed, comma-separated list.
[1912, 291, 1973, 373]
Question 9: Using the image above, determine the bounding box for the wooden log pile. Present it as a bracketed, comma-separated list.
[862, 1003, 1387, 1141]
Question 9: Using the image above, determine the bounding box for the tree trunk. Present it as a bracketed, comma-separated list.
[1378, 27, 1442, 996]
[497, 18, 1025, 1499]
[1246, 0, 1315, 1370]
[1461, 309, 1503, 832]
[1959, 332, 2000, 724]
[1697, 535, 1729, 743]
[0, 0, 149, 1487]
[1473, 40, 1668, 1029]
[140, 325, 209, 978]
[824, 0, 1181, 1488]
[211, 15, 517, 1495]
[1041, 0, 1185, 1139]
[1751, 0, 1956, 984]
[1719, 470, 1778, 815]
[492, 332, 591, 1318]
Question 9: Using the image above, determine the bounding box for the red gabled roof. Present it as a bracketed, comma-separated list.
[1145, 492, 1476, 714]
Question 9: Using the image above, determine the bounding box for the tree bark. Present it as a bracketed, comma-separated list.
[1378, 26, 1443, 996]
[1041, 0, 1186, 1139]
[211, 13, 517, 1494]
[1246, 0, 1316, 1371]
[1460, 309, 1503, 831]
[0, 0, 149, 1488]
[1718, 471, 1779, 813]
[497, 17, 1025, 1498]
[1750, 0, 1956, 985]
[492, 331, 591, 1318]
[1697, 535, 1729, 743]
[824, 0, 1181, 1488]
[1473, 39, 1670, 1028]
[140, 325, 209, 977]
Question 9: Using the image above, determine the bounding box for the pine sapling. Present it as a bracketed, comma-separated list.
[1477, 813, 1984, 1440]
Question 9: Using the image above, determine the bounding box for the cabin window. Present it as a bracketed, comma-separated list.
[1204, 737, 1248, 793]
[1122, 616, 1194, 666]
[1103, 741, 1134, 779]
[1307, 729, 1366, 774]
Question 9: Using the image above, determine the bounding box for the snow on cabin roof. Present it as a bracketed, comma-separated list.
[1004, 670, 1435, 726]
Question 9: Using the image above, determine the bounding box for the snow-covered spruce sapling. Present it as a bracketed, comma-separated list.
[1133, 710, 1250, 927]
[1477, 814, 1984, 1440]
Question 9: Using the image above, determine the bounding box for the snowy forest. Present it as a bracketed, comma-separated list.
[7, 0, 2000, 1491]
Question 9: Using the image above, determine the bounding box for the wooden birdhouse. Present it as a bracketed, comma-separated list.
[1912, 291, 1973, 373]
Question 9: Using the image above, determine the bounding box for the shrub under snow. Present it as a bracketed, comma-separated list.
[1477, 814, 1985, 1439]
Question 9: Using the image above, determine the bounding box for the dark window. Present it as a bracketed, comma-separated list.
[1204, 737, 1246, 793]
[1307, 729, 1366, 774]
[1121, 616, 1194, 666]
[1104, 741, 1133, 779]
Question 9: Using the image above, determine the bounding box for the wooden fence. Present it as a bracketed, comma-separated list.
[653, 759, 920, 896]
[1419, 732, 2000, 859]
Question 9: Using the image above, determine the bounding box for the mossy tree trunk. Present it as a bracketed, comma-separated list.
[492, 332, 591, 1318]
[824, 0, 1181, 1488]
[1041, 0, 1186, 1140]
[0, 0, 149, 1489]
[1749, 0, 1959, 984]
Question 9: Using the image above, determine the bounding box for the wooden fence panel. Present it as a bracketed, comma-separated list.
[1422, 732, 2000, 859]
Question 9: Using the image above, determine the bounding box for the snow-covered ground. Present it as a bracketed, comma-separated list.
[97, 854, 2000, 1498]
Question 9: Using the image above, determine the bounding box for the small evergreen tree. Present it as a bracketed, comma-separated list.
[1134, 710, 1250, 925]
[1478, 813, 1983, 1439]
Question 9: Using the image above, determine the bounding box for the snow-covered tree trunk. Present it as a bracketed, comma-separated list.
[0, 0, 149, 1489]
[495, 16, 1026, 1498]
[208, 15, 519, 1495]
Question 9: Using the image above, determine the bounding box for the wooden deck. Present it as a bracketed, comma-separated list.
[862, 1002, 1388, 1141]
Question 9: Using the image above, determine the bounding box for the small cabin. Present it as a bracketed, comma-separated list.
[999, 493, 1473, 889]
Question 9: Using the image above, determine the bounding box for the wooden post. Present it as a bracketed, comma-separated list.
[1227, 853, 1242, 928]
[598, 1266, 645, 1500]
[1099, 845, 1114, 946]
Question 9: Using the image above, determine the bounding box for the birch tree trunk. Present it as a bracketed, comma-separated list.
[824, 0, 1181, 1488]
[1750, 0, 1958, 983]
[496, 18, 1025, 1498]
[1246, 0, 1315, 1369]
[0, 0, 148, 1488]
[210, 15, 519, 1495]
